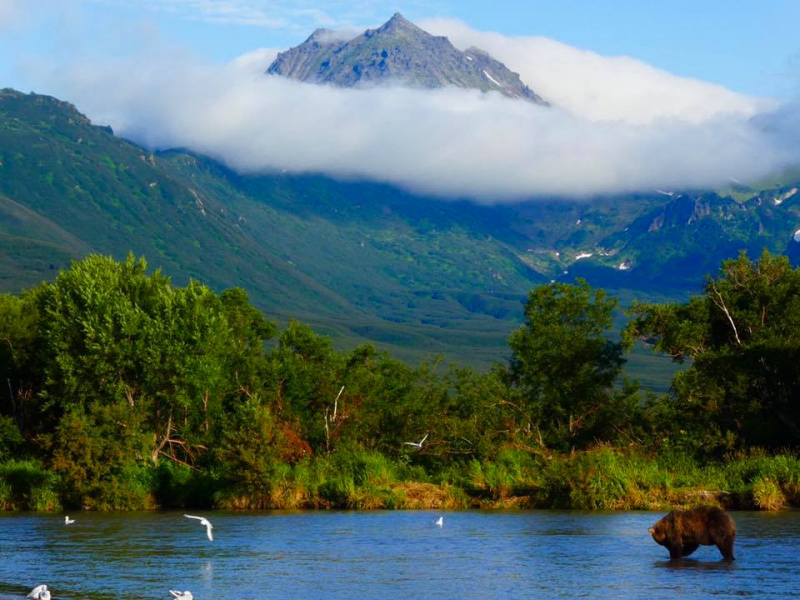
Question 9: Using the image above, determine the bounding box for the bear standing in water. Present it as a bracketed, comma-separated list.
[649, 506, 736, 560]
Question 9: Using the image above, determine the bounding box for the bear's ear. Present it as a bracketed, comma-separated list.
[648, 527, 655, 534]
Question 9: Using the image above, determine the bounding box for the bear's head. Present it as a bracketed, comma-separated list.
[649, 518, 668, 546]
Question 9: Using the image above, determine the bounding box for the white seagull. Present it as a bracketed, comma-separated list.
[65, 516, 75, 525]
[403, 433, 428, 450]
[27, 585, 48, 599]
[434, 516, 444, 527]
[170, 591, 193, 600]
[184, 514, 214, 541]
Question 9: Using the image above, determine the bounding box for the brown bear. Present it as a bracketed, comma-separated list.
[649, 506, 736, 560]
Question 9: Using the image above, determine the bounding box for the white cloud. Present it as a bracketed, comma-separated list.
[310, 26, 362, 44]
[24, 17, 797, 201]
[420, 18, 777, 125]
[229, 47, 279, 74]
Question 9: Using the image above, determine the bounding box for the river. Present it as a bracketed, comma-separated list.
[1, 510, 798, 599]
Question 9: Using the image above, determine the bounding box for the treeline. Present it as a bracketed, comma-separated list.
[0, 251, 798, 511]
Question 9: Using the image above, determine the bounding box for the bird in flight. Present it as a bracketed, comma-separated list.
[64, 516, 75, 525]
[27, 585, 49, 600]
[170, 590, 193, 600]
[403, 433, 429, 450]
[435, 516, 444, 527]
[184, 514, 214, 541]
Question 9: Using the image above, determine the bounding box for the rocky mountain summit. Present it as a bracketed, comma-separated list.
[267, 13, 548, 105]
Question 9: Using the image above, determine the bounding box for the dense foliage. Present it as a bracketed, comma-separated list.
[1, 252, 799, 511]
[627, 251, 800, 455]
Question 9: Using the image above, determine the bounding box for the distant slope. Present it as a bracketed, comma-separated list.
[4, 87, 800, 390]
[0, 88, 359, 320]
[604, 192, 800, 281]
[267, 13, 547, 104]
[0, 89, 550, 367]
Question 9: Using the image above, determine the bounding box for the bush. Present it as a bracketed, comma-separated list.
[0, 460, 61, 511]
[0, 416, 22, 461]
[565, 449, 632, 510]
[753, 478, 786, 511]
[156, 462, 219, 508]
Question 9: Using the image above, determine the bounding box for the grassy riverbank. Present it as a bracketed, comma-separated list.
[2, 448, 798, 512]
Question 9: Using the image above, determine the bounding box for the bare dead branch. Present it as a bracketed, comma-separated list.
[152, 412, 173, 463]
[157, 449, 200, 471]
[510, 442, 553, 459]
[332, 385, 344, 421]
[710, 281, 741, 346]
[569, 404, 601, 434]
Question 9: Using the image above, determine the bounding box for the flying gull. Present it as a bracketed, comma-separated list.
[184, 514, 214, 541]
[403, 433, 428, 450]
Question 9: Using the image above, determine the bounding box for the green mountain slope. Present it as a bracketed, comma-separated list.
[3, 88, 799, 390]
[0, 89, 365, 320]
[0, 89, 551, 366]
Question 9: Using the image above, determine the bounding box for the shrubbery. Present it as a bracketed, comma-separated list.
[1, 252, 799, 511]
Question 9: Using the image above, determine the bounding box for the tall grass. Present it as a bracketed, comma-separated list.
[447, 447, 800, 511]
[4, 449, 800, 511]
[0, 460, 62, 511]
[215, 447, 461, 510]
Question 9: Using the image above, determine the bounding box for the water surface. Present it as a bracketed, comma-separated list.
[1, 510, 798, 599]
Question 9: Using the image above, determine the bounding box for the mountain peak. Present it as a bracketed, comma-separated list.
[306, 28, 334, 43]
[267, 14, 548, 105]
[380, 12, 417, 31]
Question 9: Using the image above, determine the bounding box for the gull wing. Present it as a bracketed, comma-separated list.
[27, 586, 47, 599]
[419, 433, 429, 444]
[206, 525, 214, 541]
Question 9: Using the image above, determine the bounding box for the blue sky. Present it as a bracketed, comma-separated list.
[1, 0, 799, 99]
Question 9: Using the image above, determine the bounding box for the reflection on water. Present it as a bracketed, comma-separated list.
[1, 510, 799, 599]
[654, 558, 738, 571]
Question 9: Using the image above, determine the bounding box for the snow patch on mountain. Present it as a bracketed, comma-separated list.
[482, 70, 501, 87]
[774, 188, 797, 205]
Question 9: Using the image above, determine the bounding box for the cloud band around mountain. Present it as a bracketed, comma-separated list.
[27, 18, 797, 201]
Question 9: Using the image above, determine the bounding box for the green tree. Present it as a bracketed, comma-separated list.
[264, 321, 343, 451]
[220, 287, 276, 400]
[216, 396, 305, 502]
[627, 250, 800, 452]
[32, 255, 236, 501]
[507, 279, 634, 450]
[0, 291, 45, 439]
[336, 348, 448, 459]
[444, 365, 515, 461]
